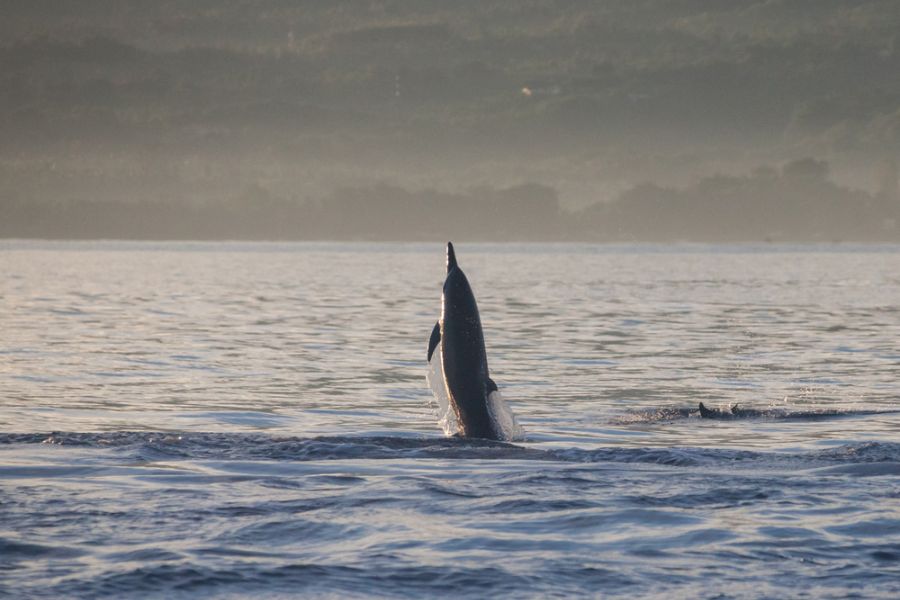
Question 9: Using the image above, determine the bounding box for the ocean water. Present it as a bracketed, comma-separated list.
[1, 240, 899, 599]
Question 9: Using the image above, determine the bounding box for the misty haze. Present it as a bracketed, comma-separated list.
[2, 0, 899, 241]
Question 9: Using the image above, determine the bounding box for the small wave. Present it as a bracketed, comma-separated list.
[2, 433, 900, 468]
[3, 432, 540, 462]
[0, 537, 86, 561]
[813, 463, 900, 477]
[46, 562, 607, 599]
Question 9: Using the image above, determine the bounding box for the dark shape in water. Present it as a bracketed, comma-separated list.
[696, 402, 898, 421]
[699, 402, 740, 419]
[699, 402, 770, 419]
[427, 242, 501, 440]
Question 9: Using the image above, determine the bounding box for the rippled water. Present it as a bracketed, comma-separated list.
[1, 241, 899, 598]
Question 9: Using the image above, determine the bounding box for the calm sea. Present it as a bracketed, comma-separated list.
[1, 240, 899, 598]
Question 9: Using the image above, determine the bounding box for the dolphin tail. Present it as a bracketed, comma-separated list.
[447, 241, 458, 273]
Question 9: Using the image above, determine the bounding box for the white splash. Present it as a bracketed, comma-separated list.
[426, 349, 523, 441]
[426, 348, 459, 436]
[487, 388, 525, 442]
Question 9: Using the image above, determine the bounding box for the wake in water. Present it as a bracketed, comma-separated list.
[611, 403, 900, 424]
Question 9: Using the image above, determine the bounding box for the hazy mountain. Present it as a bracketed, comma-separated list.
[2, 1, 899, 240]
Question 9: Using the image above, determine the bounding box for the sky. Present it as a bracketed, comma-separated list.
[1, 0, 899, 240]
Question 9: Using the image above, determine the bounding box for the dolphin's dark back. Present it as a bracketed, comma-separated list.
[440, 244, 498, 439]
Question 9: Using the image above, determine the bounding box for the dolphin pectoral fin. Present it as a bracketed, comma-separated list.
[427, 322, 441, 363]
[486, 378, 498, 394]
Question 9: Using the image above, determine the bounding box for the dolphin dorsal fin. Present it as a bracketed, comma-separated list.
[446, 242, 458, 273]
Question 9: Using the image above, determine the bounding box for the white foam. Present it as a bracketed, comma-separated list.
[487, 388, 525, 442]
[426, 350, 523, 441]
[426, 348, 459, 436]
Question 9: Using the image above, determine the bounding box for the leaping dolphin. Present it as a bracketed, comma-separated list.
[427, 242, 505, 440]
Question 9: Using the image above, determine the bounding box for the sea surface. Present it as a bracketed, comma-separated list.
[1, 240, 899, 599]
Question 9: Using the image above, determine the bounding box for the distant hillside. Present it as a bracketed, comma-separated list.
[1, 1, 899, 235]
[3, 161, 898, 242]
